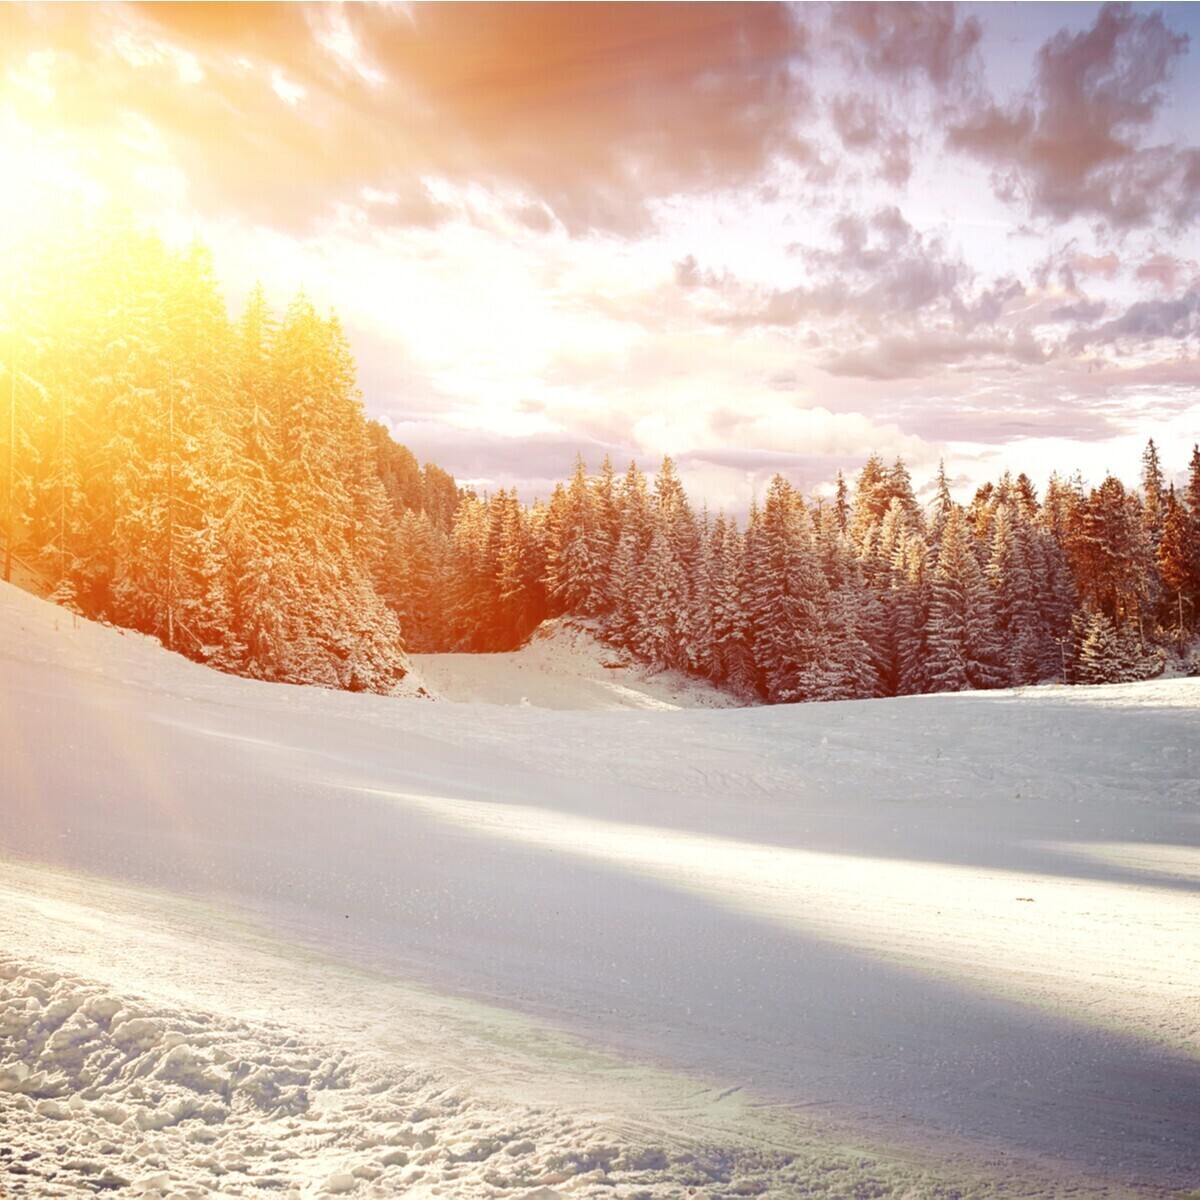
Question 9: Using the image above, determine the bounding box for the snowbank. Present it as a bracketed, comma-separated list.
[4, 955, 780, 1200]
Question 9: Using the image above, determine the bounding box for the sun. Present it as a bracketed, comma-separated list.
[0, 113, 106, 296]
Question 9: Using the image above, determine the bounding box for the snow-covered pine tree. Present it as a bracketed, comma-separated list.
[833, 471, 851, 534]
[1077, 610, 1125, 683]
[603, 461, 652, 648]
[447, 493, 492, 651]
[486, 488, 546, 648]
[860, 498, 911, 689]
[800, 575, 878, 701]
[630, 525, 690, 669]
[268, 298, 405, 689]
[850, 452, 890, 549]
[1013, 473, 1039, 523]
[885, 457, 924, 533]
[594, 455, 619, 611]
[1074, 609, 1158, 684]
[708, 513, 753, 692]
[928, 459, 954, 546]
[745, 475, 827, 703]
[988, 504, 1033, 685]
[214, 283, 288, 678]
[1186, 445, 1200, 517]
[1067, 474, 1152, 647]
[1141, 439, 1166, 544]
[893, 532, 931, 695]
[544, 455, 609, 617]
[683, 506, 716, 676]
[1158, 489, 1197, 645]
[926, 505, 1006, 693]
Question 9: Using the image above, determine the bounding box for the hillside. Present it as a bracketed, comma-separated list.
[1, 580, 1199, 1198]
[410, 618, 744, 710]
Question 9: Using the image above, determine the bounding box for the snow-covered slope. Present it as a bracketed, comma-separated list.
[2, 580, 1199, 1198]
[410, 618, 743, 710]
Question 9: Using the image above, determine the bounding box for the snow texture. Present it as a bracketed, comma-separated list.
[409, 618, 743, 710]
[1, 581, 1199, 1197]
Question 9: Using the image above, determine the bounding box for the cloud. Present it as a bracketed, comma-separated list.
[717, 206, 964, 328]
[1, 3, 817, 236]
[825, 329, 1048, 380]
[948, 4, 1198, 228]
[1030, 246, 1126, 295]
[906, 403, 1118, 446]
[383, 420, 633, 499]
[1067, 290, 1200, 348]
[1050, 300, 1109, 324]
[674, 254, 722, 291]
[676, 448, 882, 502]
[828, 94, 915, 186]
[951, 279, 1026, 327]
[834, 2, 983, 91]
[1135, 253, 1191, 292]
[355, 184, 454, 230]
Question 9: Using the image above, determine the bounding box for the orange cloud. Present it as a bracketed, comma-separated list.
[2, 3, 817, 235]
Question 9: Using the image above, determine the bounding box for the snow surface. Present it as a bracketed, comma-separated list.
[1, 580, 1199, 1197]
[408, 619, 744, 711]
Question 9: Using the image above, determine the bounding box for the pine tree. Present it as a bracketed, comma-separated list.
[746, 476, 827, 702]
[833, 471, 850, 534]
[594, 455, 619, 608]
[631, 526, 690, 669]
[1158, 489, 1197, 644]
[885, 457, 923, 532]
[1077, 611, 1125, 684]
[1141, 439, 1166, 541]
[545, 455, 608, 616]
[1186, 445, 1200, 518]
[709, 514, 754, 693]
[604, 461, 653, 646]
[893, 533, 931, 694]
[683, 507, 716, 676]
[1066, 475, 1147, 630]
[1013, 473, 1039, 522]
[988, 505, 1036, 684]
[851, 452, 890, 548]
[928, 459, 954, 545]
[926, 506, 1006, 692]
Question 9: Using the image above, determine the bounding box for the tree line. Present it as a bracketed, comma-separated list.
[3, 218, 1199, 699]
[403, 444, 1200, 700]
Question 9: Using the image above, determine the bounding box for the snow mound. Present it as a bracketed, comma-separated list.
[411, 618, 744, 710]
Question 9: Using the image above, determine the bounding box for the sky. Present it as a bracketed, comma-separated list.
[1, 1, 1199, 511]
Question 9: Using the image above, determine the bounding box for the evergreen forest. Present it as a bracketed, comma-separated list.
[3, 220, 1199, 700]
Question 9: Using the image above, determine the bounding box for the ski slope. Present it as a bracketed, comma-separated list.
[1, 581, 1199, 1198]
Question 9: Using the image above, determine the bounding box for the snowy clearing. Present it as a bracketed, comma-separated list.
[2, 581, 1199, 1198]
[408, 619, 743, 710]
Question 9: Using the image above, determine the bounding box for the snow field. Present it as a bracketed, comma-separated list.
[0, 865, 1013, 1200]
[2, 582, 1200, 1196]
[347, 783, 1200, 1054]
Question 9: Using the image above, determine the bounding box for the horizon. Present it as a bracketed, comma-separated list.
[1, 2, 1198, 510]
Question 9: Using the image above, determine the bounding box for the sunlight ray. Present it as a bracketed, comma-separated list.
[349, 781, 1200, 1055]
